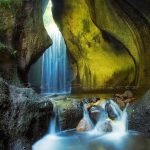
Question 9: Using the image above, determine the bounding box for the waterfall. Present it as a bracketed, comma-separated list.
[41, 0, 71, 95]
[41, 30, 71, 94]
[83, 104, 94, 129]
[49, 115, 56, 135]
[94, 100, 128, 134]
[28, 0, 71, 95]
[110, 100, 128, 133]
[48, 102, 59, 135]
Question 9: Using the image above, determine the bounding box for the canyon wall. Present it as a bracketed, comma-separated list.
[0, 0, 52, 84]
[52, 0, 150, 92]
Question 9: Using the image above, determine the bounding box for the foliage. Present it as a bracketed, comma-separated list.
[0, 0, 21, 10]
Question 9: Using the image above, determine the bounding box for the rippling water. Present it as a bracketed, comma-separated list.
[33, 99, 150, 150]
[32, 130, 150, 150]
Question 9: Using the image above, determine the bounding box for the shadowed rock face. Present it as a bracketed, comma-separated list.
[0, 1, 53, 149]
[52, 0, 150, 92]
[0, 0, 52, 84]
[0, 78, 53, 150]
[128, 90, 150, 136]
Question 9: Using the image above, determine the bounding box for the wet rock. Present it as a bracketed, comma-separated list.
[0, 79, 53, 149]
[8, 137, 32, 150]
[91, 97, 100, 103]
[113, 90, 135, 109]
[115, 97, 125, 109]
[95, 119, 112, 133]
[105, 100, 118, 120]
[76, 118, 93, 132]
[51, 97, 83, 130]
[83, 98, 92, 104]
[124, 98, 135, 104]
[0, 78, 10, 108]
[0, 0, 52, 84]
[128, 90, 150, 136]
[101, 120, 112, 132]
[89, 106, 101, 124]
[122, 90, 133, 98]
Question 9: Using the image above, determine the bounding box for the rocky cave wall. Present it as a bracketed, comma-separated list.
[1, 0, 149, 91]
[0, 0, 52, 85]
[0, 1, 53, 149]
[52, 0, 150, 92]
[0, 0, 149, 149]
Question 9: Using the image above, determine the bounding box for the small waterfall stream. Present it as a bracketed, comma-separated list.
[83, 104, 94, 130]
[48, 114, 56, 135]
[28, 0, 71, 95]
[48, 104, 57, 135]
[93, 100, 128, 134]
[33, 99, 150, 150]
[41, 29, 70, 94]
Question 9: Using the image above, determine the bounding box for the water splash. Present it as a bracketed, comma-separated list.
[33, 100, 129, 150]
[83, 104, 94, 130]
[48, 106, 57, 135]
[93, 100, 128, 134]
[94, 108, 109, 133]
[110, 100, 128, 133]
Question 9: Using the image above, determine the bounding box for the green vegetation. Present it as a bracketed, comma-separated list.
[0, 0, 21, 11]
[0, 42, 17, 57]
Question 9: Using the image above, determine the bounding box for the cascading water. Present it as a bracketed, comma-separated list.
[41, 29, 70, 94]
[28, 0, 71, 95]
[83, 104, 94, 129]
[48, 114, 56, 135]
[33, 99, 149, 150]
[48, 103, 57, 135]
[94, 100, 128, 134]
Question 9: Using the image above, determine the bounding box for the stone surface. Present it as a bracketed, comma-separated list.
[50, 97, 83, 130]
[128, 90, 150, 136]
[52, 0, 150, 92]
[76, 118, 93, 132]
[0, 78, 53, 149]
[0, 0, 52, 84]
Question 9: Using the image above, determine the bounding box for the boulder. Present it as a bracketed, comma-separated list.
[76, 118, 93, 132]
[0, 78, 53, 149]
[128, 90, 150, 136]
[0, 0, 52, 84]
[105, 101, 118, 120]
[89, 106, 101, 124]
[95, 119, 112, 133]
[122, 90, 134, 98]
[115, 97, 125, 109]
[50, 97, 83, 130]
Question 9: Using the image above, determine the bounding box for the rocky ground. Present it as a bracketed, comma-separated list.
[52, 90, 150, 136]
[0, 78, 53, 150]
[0, 76, 150, 149]
[49, 96, 83, 130]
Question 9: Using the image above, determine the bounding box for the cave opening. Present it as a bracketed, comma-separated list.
[28, 0, 72, 95]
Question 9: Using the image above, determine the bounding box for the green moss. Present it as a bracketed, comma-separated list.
[82, 19, 90, 32]
[0, 0, 20, 8]
[0, 42, 17, 57]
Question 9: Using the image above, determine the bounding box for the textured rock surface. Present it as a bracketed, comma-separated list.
[0, 78, 53, 149]
[0, 0, 52, 84]
[128, 90, 150, 136]
[50, 97, 83, 130]
[52, 0, 150, 92]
